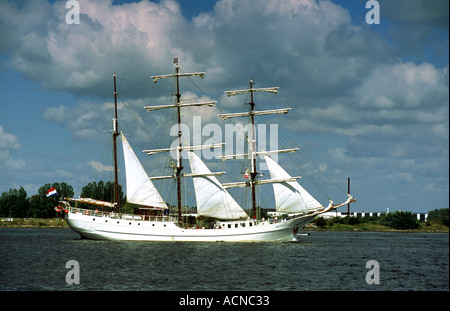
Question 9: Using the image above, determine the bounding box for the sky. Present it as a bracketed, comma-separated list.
[0, 0, 448, 214]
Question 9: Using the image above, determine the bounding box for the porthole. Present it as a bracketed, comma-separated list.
[129, 222, 132, 225]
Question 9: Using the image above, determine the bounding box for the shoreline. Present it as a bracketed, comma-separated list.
[1, 217, 448, 233]
[302, 222, 449, 233]
[302, 227, 449, 234]
[0, 218, 68, 229]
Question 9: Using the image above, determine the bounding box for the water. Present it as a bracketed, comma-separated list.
[0, 228, 448, 291]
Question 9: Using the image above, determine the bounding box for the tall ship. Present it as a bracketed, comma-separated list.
[60, 59, 355, 242]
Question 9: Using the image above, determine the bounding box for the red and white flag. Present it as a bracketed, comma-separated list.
[46, 187, 58, 197]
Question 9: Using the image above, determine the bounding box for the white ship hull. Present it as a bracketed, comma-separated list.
[65, 208, 315, 242]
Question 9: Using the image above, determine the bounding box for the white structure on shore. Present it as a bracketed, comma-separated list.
[319, 211, 428, 221]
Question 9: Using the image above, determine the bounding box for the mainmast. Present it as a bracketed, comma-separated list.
[143, 58, 221, 226]
[174, 61, 183, 224]
[113, 73, 120, 213]
[248, 79, 259, 219]
[219, 79, 298, 220]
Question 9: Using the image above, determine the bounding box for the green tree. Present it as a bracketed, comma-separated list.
[0, 187, 29, 217]
[380, 211, 420, 230]
[29, 182, 74, 218]
[427, 208, 449, 227]
[80, 180, 125, 209]
[314, 216, 327, 228]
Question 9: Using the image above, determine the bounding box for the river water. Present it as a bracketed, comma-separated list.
[0, 228, 448, 291]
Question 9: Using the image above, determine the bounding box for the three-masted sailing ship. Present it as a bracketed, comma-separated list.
[61, 60, 355, 242]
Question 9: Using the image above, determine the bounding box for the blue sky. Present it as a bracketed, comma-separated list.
[0, 0, 448, 213]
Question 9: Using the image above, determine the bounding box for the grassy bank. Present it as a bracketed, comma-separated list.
[0, 217, 69, 228]
[303, 221, 449, 233]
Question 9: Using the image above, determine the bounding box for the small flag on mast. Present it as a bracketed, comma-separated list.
[46, 187, 58, 197]
[173, 57, 178, 64]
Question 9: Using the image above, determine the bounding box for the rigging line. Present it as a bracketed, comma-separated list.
[115, 77, 152, 97]
[118, 95, 172, 139]
[266, 95, 348, 196]
[118, 76, 151, 88]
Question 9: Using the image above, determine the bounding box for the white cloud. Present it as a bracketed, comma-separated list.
[0, 125, 26, 170]
[43, 101, 110, 140]
[355, 62, 448, 109]
[87, 160, 114, 172]
[0, 150, 26, 170]
[0, 125, 21, 150]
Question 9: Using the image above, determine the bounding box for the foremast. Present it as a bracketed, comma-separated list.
[143, 58, 222, 226]
[219, 79, 298, 219]
[64, 73, 121, 211]
[113, 73, 120, 212]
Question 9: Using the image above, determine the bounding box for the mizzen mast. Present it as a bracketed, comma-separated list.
[143, 58, 219, 225]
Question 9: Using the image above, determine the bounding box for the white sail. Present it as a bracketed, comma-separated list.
[264, 156, 323, 214]
[121, 133, 167, 209]
[187, 151, 248, 220]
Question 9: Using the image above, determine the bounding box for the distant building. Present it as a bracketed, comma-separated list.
[264, 209, 428, 221]
[319, 211, 428, 221]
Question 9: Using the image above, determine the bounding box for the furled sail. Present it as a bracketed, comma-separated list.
[187, 151, 248, 220]
[264, 156, 323, 214]
[121, 133, 167, 209]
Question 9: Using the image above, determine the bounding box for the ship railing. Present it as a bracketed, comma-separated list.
[64, 205, 176, 222]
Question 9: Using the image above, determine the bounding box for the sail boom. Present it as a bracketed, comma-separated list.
[152, 72, 206, 83]
[222, 176, 301, 189]
[220, 148, 298, 161]
[185, 143, 224, 151]
[149, 172, 226, 180]
[257, 148, 299, 156]
[219, 108, 291, 120]
[66, 197, 117, 208]
[143, 147, 173, 156]
[220, 153, 248, 161]
[144, 101, 217, 112]
[256, 176, 301, 185]
[225, 87, 279, 97]
[148, 175, 174, 180]
[218, 112, 251, 120]
[222, 181, 248, 189]
[184, 172, 226, 178]
[143, 143, 224, 156]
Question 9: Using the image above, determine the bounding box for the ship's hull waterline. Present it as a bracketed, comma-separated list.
[65, 209, 315, 242]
